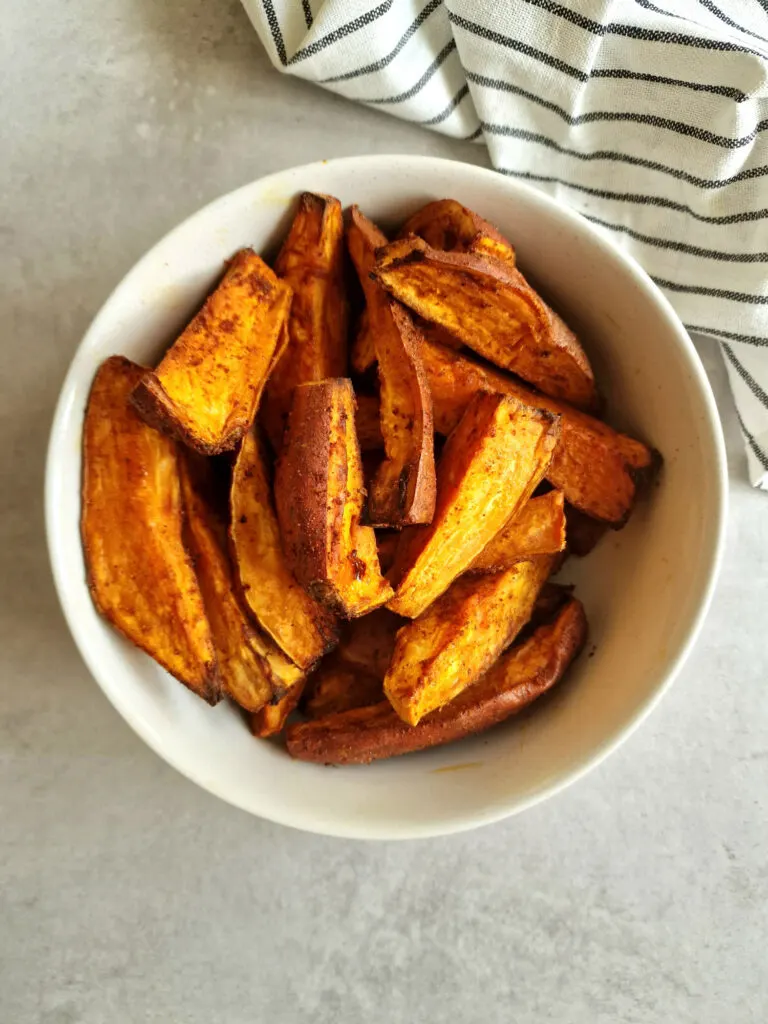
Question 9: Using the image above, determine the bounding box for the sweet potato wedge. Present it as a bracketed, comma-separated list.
[179, 455, 303, 711]
[468, 491, 566, 572]
[347, 207, 436, 526]
[275, 379, 393, 617]
[230, 429, 339, 671]
[250, 682, 305, 738]
[372, 237, 598, 411]
[420, 339, 658, 525]
[388, 392, 559, 619]
[384, 556, 554, 725]
[287, 596, 586, 764]
[262, 192, 348, 451]
[131, 250, 291, 454]
[82, 356, 219, 703]
[399, 198, 516, 265]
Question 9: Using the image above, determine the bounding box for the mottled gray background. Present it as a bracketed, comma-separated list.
[2, 2, 767, 1021]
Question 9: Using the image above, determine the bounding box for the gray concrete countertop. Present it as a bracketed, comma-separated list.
[2, 2, 767, 1021]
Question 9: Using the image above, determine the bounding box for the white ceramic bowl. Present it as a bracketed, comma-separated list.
[46, 155, 726, 839]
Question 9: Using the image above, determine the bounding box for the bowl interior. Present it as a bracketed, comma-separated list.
[46, 156, 725, 838]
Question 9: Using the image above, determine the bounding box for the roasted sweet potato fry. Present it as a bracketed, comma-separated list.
[388, 392, 559, 619]
[275, 379, 393, 617]
[262, 192, 348, 450]
[180, 455, 303, 711]
[399, 198, 516, 265]
[131, 250, 291, 454]
[347, 207, 436, 526]
[287, 596, 586, 764]
[420, 339, 658, 525]
[373, 237, 598, 411]
[250, 682, 305, 738]
[468, 491, 566, 572]
[82, 356, 219, 703]
[368, 301, 435, 526]
[230, 430, 339, 671]
[384, 556, 554, 725]
[355, 392, 384, 451]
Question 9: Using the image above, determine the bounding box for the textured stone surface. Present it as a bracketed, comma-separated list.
[1, 2, 767, 1021]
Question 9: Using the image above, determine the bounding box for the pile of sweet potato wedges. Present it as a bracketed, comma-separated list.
[81, 193, 659, 765]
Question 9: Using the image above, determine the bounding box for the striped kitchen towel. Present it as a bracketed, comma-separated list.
[242, 0, 768, 489]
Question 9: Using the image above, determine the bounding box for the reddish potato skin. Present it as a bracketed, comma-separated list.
[275, 379, 392, 618]
[286, 598, 587, 764]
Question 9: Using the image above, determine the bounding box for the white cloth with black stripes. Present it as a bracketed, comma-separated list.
[243, 0, 768, 489]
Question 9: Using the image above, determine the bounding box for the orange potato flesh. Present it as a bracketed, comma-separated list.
[373, 237, 598, 411]
[250, 682, 305, 738]
[287, 596, 586, 764]
[466, 231, 517, 267]
[131, 250, 291, 454]
[388, 391, 559, 619]
[262, 192, 348, 451]
[399, 198, 516, 265]
[469, 491, 566, 572]
[420, 339, 658, 525]
[384, 557, 554, 726]
[230, 430, 339, 671]
[275, 379, 393, 618]
[82, 356, 219, 704]
[347, 206, 436, 526]
[179, 456, 303, 711]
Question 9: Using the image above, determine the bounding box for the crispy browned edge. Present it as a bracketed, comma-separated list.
[372, 239, 598, 413]
[468, 491, 567, 572]
[262, 192, 348, 451]
[82, 355, 221, 705]
[131, 251, 289, 455]
[275, 378, 390, 615]
[286, 597, 587, 764]
[420, 339, 661, 526]
[369, 302, 436, 526]
[347, 205, 436, 526]
[229, 428, 339, 671]
[399, 198, 514, 258]
[178, 452, 276, 712]
[250, 681, 305, 738]
[388, 391, 560, 618]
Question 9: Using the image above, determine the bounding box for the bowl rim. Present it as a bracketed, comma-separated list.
[45, 154, 728, 839]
